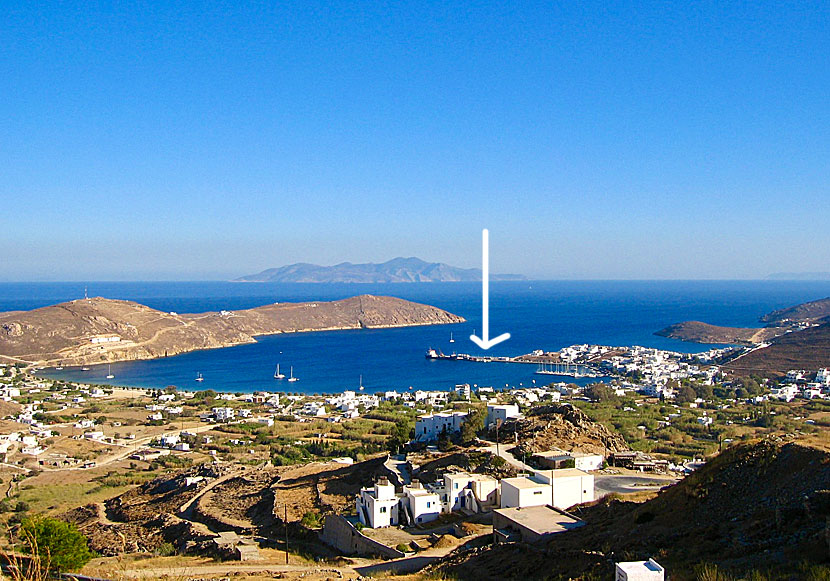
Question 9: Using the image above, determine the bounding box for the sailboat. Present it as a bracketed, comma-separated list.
[358, 375, 365, 391]
[274, 364, 285, 380]
[195, 372, 204, 382]
[81, 366, 89, 371]
[106, 364, 114, 379]
[287, 366, 299, 382]
[449, 332, 455, 343]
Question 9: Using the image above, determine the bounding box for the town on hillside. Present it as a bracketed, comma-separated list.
[0, 342, 828, 580]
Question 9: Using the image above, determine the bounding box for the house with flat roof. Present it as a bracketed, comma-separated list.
[493, 504, 584, 544]
[500, 469, 594, 511]
[414, 411, 468, 442]
[486, 404, 520, 428]
[615, 558, 665, 580]
[356, 478, 399, 528]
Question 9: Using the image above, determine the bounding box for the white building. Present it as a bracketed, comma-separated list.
[486, 404, 521, 428]
[414, 411, 468, 442]
[615, 559, 665, 581]
[212, 407, 235, 422]
[400, 481, 441, 525]
[356, 478, 399, 528]
[500, 469, 594, 511]
[454, 383, 471, 400]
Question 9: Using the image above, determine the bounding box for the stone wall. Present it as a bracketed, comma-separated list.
[321, 515, 404, 559]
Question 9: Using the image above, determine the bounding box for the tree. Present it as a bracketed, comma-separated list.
[460, 408, 485, 445]
[585, 383, 617, 403]
[19, 516, 95, 572]
[675, 384, 697, 404]
[387, 418, 413, 453]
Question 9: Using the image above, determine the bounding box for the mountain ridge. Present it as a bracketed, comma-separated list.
[234, 257, 526, 283]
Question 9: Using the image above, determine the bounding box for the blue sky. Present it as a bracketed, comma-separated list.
[2, 2, 828, 280]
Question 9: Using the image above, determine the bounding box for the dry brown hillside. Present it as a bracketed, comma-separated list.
[0, 295, 463, 366]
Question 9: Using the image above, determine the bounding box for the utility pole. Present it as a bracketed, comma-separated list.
[284, 504, 289, 565]
[495, 419, 501, 459]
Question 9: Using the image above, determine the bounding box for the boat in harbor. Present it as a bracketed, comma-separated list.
[449, 332, 455, 343]
[106, 364, 114, 379]
[359, 374, 365, 391]
[273, 363, 285, 379]
[81, 366, 90, 371]
[425, 348, 456, 360]
[287, 366, 299, 382]
[195, 372, 204, 382]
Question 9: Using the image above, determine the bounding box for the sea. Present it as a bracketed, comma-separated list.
[4, 280, 830, 394]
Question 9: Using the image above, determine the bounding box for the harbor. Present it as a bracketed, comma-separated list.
[425, 348, 604, 378]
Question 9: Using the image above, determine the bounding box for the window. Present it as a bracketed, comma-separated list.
[533, 490, 542, 495]
[454, 483, 459, 489]
[380, 506, 387, 513]
[426, 502, 431, 508]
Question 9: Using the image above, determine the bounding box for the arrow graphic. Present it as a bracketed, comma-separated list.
[470, 228, 511, 350]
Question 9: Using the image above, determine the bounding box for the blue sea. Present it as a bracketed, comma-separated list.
[4, 280, 830, 394]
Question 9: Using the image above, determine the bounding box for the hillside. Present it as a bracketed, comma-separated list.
[235, 257, 526, 283]
[655, 321, 784, 345]
[0, 295, 463, 366]
[760, 296, 830, 325]
[434, 438, 830, 580]
[725, 321, 830, 375]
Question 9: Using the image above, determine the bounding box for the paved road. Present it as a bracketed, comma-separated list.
[477, 440, 533, 471]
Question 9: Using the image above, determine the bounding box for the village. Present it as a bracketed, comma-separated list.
[0, 344, 829, 580]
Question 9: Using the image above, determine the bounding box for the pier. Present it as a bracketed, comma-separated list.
[424, 349, 603, 378]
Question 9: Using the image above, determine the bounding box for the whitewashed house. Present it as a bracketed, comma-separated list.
[356, 478, 399, 528]
[400, 481, 441, 525]
[500, 469, 594, 511]
[486, 404, 521, 428]
[413, 411, 468, 442]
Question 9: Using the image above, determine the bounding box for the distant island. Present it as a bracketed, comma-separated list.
[234, 257, 527, 283]
[766, 272, 830, 280]
[0, 295, 464, 367]
[657, 297, 830, 374]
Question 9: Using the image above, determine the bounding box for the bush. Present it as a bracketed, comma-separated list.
[300, 511, 321, 528]
[396, 543, 410, 553]
[155, 542, 176, 557]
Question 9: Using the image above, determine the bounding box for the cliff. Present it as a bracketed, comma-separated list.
[0, 295, 464, 366]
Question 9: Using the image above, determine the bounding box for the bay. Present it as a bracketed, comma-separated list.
[3, 280, 829, 393]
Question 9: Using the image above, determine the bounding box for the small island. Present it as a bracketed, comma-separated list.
[0, 295, 464, 367]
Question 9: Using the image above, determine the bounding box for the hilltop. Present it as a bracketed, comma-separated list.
[433, 438, 830, 580]
[655, 321, 784, 345]
[0, 295, 463, 366]
[234, 257, 526, 283]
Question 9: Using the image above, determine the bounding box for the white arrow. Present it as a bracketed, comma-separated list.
[470, 228, 511, 350]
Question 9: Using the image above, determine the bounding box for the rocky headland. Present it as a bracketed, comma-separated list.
[0, 295, 464, 367]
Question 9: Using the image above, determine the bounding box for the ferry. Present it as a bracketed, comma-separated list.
[425, 348, 456, 360]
